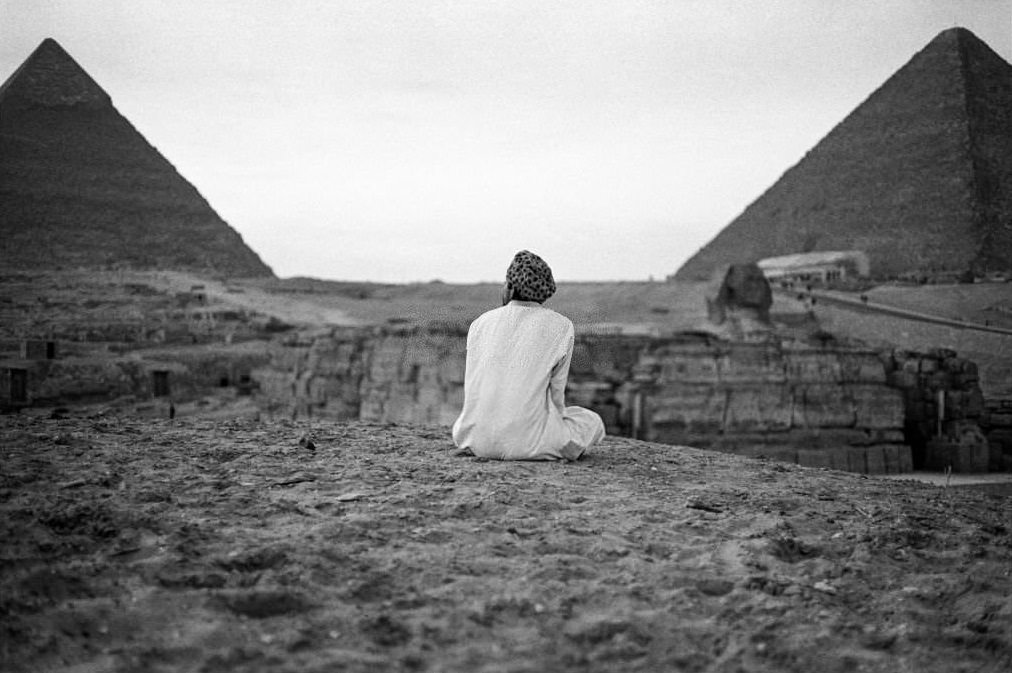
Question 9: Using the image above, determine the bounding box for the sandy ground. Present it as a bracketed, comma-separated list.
[1, 415, 1010, 672]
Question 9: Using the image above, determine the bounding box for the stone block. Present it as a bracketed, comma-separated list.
[986, 429, 1012, 455]
[846, 446, 868, 473]
[828, 449, 851, 472]
[717, 344, 786, 384]
[723, 385, 793, 432]
[924, 371, 952, 390]
[368, 338, 408, 380]
[887, 369, 919, 388]
[990, 441, 1006, 472]
[793, 384, 856, 428]
[945, 390, 967, 419]
[784, 351, 842, 383]
[943, 419, 988, 444]
[597, 404, 619, 430]
[882, 444, 900, 473]
[838, 351, 887, 383]
[659, 353, 720, 384]
[864, 429, 906, 445]
[784, 428, 870, 448]
[897, 445, 913, 473]
[928, 347, 958, 360]
[850, 384, 905, 429]
[989, 413, 1012, 428]
[649, 384, 726, 432]
[569, 342, 596, 375]
[945, 388, 984, 420]
[957, 360, 979, 383]
[901, 358, 920, 375]
[925, 439, 989, 473]
[566, 381, 608, 408]
[864, 446, 886, 474]
[439, 356, 465, 384]
[965, 388, 984, 418]
[797, 449, 833, 469]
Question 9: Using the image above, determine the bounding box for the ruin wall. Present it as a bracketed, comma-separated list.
[255, 327, 988, 474]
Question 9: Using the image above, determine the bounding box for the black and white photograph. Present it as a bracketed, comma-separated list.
[1, 1, 1010, 671]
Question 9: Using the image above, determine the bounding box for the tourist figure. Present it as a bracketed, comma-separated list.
[452, 250, 605, 460]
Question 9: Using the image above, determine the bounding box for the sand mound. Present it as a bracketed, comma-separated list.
[1, 417, 1009, 671]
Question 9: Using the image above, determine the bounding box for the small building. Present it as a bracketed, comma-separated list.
[758, 250, 870, 285]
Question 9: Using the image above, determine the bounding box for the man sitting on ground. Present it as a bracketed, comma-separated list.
[452, 250, 606, 460]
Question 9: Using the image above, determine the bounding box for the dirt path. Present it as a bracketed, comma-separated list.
[130, 270, 363, 327]
[1, 416, 1010, 672]
[802, 289, 1012, 336]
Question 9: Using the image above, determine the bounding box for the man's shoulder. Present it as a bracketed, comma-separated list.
[468, 305, 506, 333]
[472, 305, 506, 324]
[539, 307, 575, 334]
[469, 304, 573, 334]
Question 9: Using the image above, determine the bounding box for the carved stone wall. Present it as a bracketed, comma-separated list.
[631, 339, 911, 473]
[882, 348, 998, 471]
[256, 326, 933, 474]
[256, 325, 467, 425]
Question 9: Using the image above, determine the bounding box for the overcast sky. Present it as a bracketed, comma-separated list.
[2, 1, 1010, 282]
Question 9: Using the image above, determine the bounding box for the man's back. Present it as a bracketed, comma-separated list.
[452, 300, 575, 459]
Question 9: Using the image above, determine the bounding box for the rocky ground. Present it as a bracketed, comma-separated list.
[1, 415, 1010, 672]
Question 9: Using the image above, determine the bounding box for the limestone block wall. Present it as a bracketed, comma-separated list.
[635, 339, 911, 473]
[256, 327, 918, 473]
[28, 358, 149, 403]
[882, 348, 998, 470]
[984, 399, 1012, 471]
[256, 325, 467, 425]
[7, 344, 270, 406]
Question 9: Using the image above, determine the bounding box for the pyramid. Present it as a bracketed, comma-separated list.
[674, 28, 1012, 281]
[0, 39, 273, 276]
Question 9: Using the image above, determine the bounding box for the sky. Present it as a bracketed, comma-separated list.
[1, 1, 1010, 283]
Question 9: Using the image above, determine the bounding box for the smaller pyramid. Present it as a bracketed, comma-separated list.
[0, 39, 273, 276]
[674, 28, 1012, 282]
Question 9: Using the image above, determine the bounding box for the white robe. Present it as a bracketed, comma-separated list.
[451, 300, 605, 460]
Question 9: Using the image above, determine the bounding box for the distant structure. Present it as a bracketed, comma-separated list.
[758, 250, 870, 286]
[0, 39, 273, 277]
[674, 28, 1012, 282]
[705, 262, 775, 342]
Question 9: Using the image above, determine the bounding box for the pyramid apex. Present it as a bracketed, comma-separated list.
[935, 26, 972, 38]
[0, 37, 111, 109]
[926, 26, 1006, 58]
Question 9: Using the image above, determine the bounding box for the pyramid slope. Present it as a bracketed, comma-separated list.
[674, 28, 1012, 281]
[0, 39, 273, 277]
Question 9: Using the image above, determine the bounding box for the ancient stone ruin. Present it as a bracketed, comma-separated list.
[249, 320, 997, 474]
[675, 28, 1012, 282]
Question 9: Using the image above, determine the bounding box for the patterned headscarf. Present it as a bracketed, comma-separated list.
[506, 250, 556, 303]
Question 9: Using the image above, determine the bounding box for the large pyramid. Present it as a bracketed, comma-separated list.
[674, 28, 1012, 281]
[0, 39, 273, 276]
